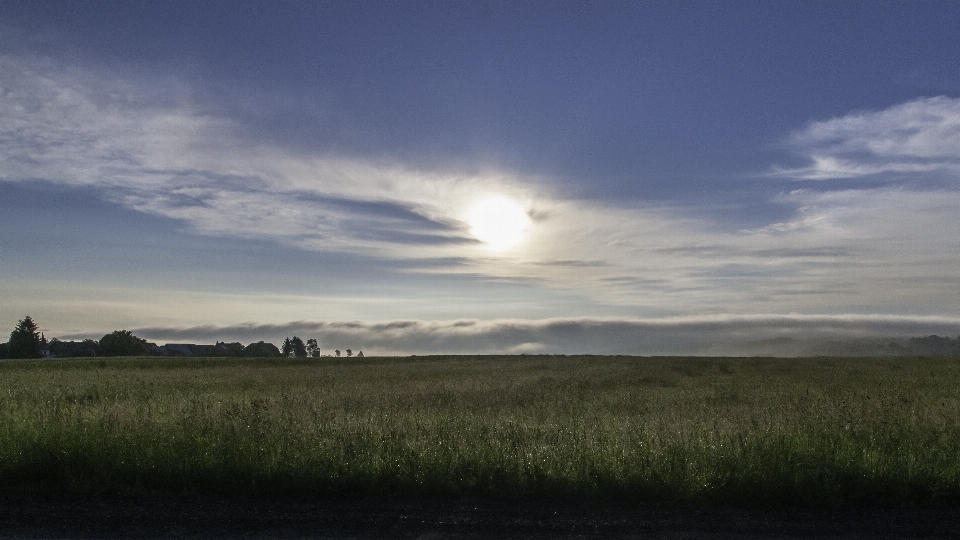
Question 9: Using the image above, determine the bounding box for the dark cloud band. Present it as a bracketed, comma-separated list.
[83, 315, 960, 356]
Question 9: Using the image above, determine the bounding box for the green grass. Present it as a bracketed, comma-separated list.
[1, 355, 959, 505]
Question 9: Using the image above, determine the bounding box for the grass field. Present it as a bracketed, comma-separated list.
[1, 355, 959, 505]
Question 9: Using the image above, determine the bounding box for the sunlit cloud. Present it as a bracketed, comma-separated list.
[3, 52, 960, 321]
[772, 96, 960, 181]
[0, 52, 528, 257]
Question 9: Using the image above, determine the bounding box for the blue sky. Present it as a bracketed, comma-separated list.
[2, 1, 960, 353]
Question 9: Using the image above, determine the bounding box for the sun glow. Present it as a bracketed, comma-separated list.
[467, 195, 531, 251]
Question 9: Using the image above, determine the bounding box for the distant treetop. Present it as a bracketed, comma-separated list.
[99, 330, 151, 357]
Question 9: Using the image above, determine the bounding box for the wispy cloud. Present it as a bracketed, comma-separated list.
[3, 52, 960, 318]
[0, 53, 488, 256]
[772, 96, 960, 181]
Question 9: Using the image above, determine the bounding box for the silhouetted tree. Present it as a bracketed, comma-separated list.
[9, 316, 43, 359]
[335, 349, 340, 357]
[306, 338, 319, 358]
[346, 349, 352, 357]
[282, 337, 308, 357]
[357, 350, 364, 357]
[290, 336, 307, 358]
[99, 330, 152, 356]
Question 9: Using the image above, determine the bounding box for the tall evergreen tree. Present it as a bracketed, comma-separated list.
[9, 315, 43, 359]
[281, 337, 293, 357]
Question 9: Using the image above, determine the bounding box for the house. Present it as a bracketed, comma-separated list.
[152, 343, 243, 357]
[48, 340, 101, 358]
[155, 344, 218, 356]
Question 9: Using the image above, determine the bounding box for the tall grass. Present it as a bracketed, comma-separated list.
[1, 355, 959, 504]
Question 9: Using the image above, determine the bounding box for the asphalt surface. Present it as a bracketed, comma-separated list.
[2, 494, 960, 539]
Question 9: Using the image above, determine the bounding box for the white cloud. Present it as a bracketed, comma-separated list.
[773, 96, 960, 181]
[0, 53, 522, 256]
[3, 52, 960, 318]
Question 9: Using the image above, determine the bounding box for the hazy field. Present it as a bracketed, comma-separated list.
[1, 355, 958, 505]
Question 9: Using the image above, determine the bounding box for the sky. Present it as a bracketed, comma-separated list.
[2, 1, 960, 354]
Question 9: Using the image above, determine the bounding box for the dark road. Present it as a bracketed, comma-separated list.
[3, 494, 959, 539]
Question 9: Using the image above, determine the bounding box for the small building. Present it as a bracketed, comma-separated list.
[49, 340, 100, 358]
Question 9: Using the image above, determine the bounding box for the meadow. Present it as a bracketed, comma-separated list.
[1, 354, 959, 506]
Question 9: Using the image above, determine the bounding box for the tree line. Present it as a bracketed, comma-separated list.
[0, 316, 350, 359]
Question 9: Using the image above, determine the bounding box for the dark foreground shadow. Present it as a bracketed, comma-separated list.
[2, 494, 959, 539]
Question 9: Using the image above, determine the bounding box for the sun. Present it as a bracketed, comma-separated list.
[467, 195, 531, 251]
